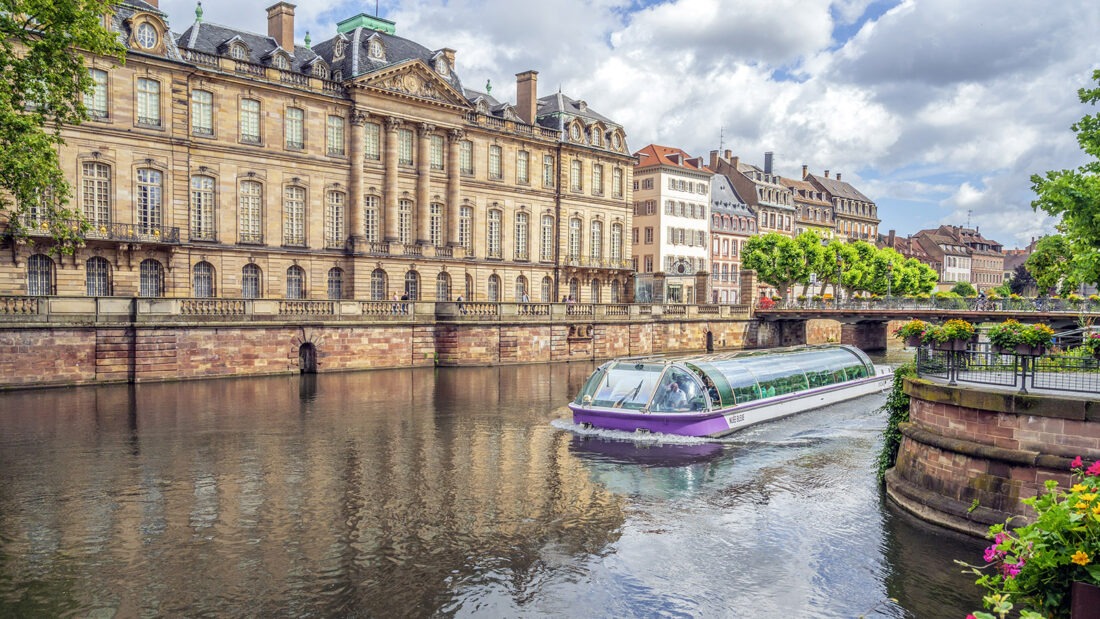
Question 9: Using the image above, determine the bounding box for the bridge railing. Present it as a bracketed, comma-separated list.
[916, 342, 1100, 396]
[762, 296, 1100, 314]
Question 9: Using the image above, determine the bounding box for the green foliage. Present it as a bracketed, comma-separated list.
[892, 319, 927, 339]
[1031, 69, 1100, 289]
[876, 361, 915, 483]
[951, 281, 979, 297]
[988, 320, 1027, 348]
[922, 318, 976, 343]
[0, 0, 126, 252]
[742, 232, 808, 298]
[1008, 264, 1035, 295]
[962, 459, 1100, 618]
[1026, 235, 1076, 296]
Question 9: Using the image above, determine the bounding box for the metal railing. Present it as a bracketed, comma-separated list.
[19, 218, 181, 244]
[916, 342, 1100, 396]
[762, 296, 1100, 314]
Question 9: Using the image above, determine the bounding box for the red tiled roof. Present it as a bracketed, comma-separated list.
[633, 144, 712, 172]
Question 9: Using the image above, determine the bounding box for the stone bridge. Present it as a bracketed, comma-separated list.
[754, 307, 1088, 351]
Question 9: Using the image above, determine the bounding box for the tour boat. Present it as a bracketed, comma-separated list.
[568, 345, 892, 438]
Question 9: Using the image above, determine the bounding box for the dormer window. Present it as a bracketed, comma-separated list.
[570, 123, 581, 142]
[434, 56, 448, 76]
[272, 54, 289, 70]
[612, 133, 622, 150]
[312, 63, 329, 79]
[369, 38, 384, 60]
[230, 43, 247, 60]
[333, 39, 346, 60]
[591, 129, 602, 147]
[136, 22, 159, 50]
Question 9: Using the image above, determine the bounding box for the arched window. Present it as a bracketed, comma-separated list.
[611, 280, 621, 303]
[370, 268, 387, 301]
[487, 209, 502, 258]
[404, 270, 420, 300]
[242, 263, 262, 298]
[514, 211, 529, 260]
[327, 267, 343, 300]
[140, 259, 163, 297]
[86, 256, 111, 296]
[193, 261, 215, 298]
[436, 272, 451, 301]
[541, 276, 553, 303]
[190, 175, 216, 241]
[590, 220, 603, 261]
[27, 254, 54, 296]
[487, 274, 501, 302]
[515, 275, 528, 301]
[569, 277, 579, 301]
[286, 265, 305, 299]
[590, 278, 601, 303]
[465, 273, 473, 300]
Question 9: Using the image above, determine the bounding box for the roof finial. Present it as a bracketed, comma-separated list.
[195, 1, 203, 22]
[304, 31, 311, 49]
[485, 79, 492, 94]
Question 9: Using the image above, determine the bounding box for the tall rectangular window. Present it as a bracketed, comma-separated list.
[517, 150, 529, 184]
[326, 191, 345, 248]
[459, 206, 472, 251]
[189, 175, 216, 241]
[568, 218, 581, 260]
[487, 210, 502, 258]
[239, 180, 263, 243]
[590, 221, 603, 260]
[136, 78, 160, 126]
[81, 162, 111, 227]
[612, 167, 623, 198]
[429, 203, 443, 246]
[398, 199, 411, 244]
[85, 69, 108, 119]
[515, 212, 529, 260]
[541, 215, 554, 262]
[364, 195, 379, 242]
[430, 134, 444, 170]
[285, 107, 303, 149]
[191, 90, 213, 135]
[592, 164, 604, 196]
[283, 186, 305, 246]
[240, 98, 261, 143]
[136, 168, 162, 234]
[570, 160, 582, 192]
[398, 128, 414, 166]
[610, 224, 622, 261]
[326, 115, 345, 156]
[460, 140, 473, 175]
[543, 155, 554, 187]
[488, 145, 502, 180]
[364, 122, 380, 160]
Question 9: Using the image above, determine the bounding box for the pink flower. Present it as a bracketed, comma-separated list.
[984, 545, 1000, 562]
[1087, 460, 1100, 477]
[1073, 456, 1084, 468]
[1002, 560, 1024, 578]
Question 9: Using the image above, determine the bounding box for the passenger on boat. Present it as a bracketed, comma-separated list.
[661, 382, 688, 411]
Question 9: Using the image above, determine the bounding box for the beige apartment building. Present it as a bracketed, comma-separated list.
[805, 170, 879, 242]
[1, 1, 634, 304]
[710, 151, 797, 239]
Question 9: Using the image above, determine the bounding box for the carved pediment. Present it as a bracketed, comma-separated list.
[355, 61, 470, 108]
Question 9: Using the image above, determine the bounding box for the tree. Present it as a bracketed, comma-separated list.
[1030, 69, 1100, 288]
[742, 232, 808, 299]
[793, 230, 824, 296]
[1026, 234, 1075, 296]
[0, 0, 125, 252]
[950, 281, 978, 297]
[1008, 263, 1034, 295]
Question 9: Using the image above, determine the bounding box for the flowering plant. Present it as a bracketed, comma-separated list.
[893, 319, 928, 339]
[961, 457, 1100, 619]
[988, 320, 1027, 349]
[1080, 333, 1100, 356]
[757, 296, 776, 309]
[1018, 323, 1055, 348]
[922, 318, 976, 343]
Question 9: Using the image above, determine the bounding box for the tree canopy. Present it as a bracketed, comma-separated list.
[1030, 69, 1100, 288]
[0, 0, 125, 251]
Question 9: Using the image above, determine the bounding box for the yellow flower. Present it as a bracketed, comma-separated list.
[1077, 501, 1090, 510]
[1073, 484, 1088, 493]
[1093, 505, 1100, 516]
[1072, 550, 1091, 566]
[1083, 493, 1099, 502]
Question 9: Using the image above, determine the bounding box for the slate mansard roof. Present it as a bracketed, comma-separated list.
[710, 174, 754, 219]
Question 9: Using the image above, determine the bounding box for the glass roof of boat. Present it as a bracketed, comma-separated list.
[574, 345, 875, 411]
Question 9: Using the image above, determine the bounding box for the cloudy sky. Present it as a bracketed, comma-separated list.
[160, 0, 1100, 248]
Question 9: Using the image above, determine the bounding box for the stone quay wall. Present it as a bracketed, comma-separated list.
[885, 378, 1100, 537]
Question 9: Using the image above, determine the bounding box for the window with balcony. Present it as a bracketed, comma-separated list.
[81, 162, 111, 229]
[136, 168, 162, 235]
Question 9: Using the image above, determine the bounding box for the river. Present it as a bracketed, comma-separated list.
[0, 362, 985, 617]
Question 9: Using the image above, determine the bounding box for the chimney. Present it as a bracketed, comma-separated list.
[888, 229, 895, 247]
[731, 156, 739, 169]
[764, 152, 773, 175]
[824, 169, 830, 178]
[441, 48, 456, 70]
[145, 0, 158, 6]
[836, 172, 842, 181]
[724, 149, 732, 160]
[801, 164, 808, 179]
[267, 2, 296, 51]
[515, 70, 538, 125]
[709, 150, 719, 169]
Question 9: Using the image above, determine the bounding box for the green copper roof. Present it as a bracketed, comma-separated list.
[337, 14, 395, 35]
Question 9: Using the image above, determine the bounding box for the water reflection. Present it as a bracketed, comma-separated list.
[0, 363, 982, 617]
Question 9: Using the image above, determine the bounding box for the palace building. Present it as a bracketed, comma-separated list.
[1, 1, 635, 304]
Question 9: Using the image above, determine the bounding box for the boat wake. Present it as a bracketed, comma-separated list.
[550, 418, 715, 446]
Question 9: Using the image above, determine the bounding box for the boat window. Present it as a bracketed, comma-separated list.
[651, 367, 703, 413]
[585, 362, 664, 410]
